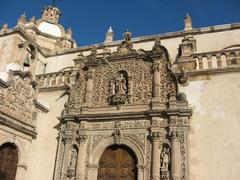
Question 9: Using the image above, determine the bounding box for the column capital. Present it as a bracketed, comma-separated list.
[77, 134, 88, 144]
[62, 130, 76, 144]
[151, 131, 165, 142]
[169, 129, 181, 140]
[86, 68, 95, 80]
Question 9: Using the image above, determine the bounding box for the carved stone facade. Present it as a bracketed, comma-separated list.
[0, 70, 47, 180]
[53, 36, 192, 180]
[1, 5, 240, 180]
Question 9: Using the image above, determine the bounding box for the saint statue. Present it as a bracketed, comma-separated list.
[70, 148, 78, 168]
[115, 73, 127, 95]
[161, 147, 170, 169]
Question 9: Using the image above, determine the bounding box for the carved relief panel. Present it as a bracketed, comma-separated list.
[91, 59, 153, 107]
[0, 72, 37, 125]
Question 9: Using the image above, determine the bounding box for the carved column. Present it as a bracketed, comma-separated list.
[170, 130, 181, 180]
[75, 134, 88, 180]
[84, 68, 94, 107]
[61, 130, 74, 179]
[152, 59, 161, 100]
[151, 132, 161, 180]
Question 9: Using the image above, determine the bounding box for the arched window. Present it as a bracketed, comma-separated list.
[229, 53, 237, 65]
[0, 143, 18, 180]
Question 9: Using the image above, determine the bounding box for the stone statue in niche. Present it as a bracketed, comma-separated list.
[69, 147, 78, 169]
[109, 71, 129, 109]
[115, 72, 127, 95]
[161, 147, 170, 169]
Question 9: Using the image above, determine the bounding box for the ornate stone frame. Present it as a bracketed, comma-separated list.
[0, 135, 27, 180]
[87, 136, 146, 180]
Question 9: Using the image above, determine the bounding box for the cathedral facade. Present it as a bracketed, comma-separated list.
[0, 5, 240, 180]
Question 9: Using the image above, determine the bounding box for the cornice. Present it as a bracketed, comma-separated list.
[0, 113, 37, 138]
[187, 65, 240, 77]
[60, 106, 192, 122]
[0, 78, 9, 88]
[1, 22, 240, 58]
[34, 100, 49, 113]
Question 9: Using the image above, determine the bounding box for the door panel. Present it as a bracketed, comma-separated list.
[97, 145, 137, 180]
[0, 143, 18, 180]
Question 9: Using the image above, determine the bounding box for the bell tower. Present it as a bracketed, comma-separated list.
[41, 6, 61, 24]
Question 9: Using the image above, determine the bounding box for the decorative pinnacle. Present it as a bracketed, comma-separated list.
[104, 26, 114, 43]
[123, 29, 132, 42]
[21, 13, 26, 18]
[184, 13, 192, 31]
[108, 26, 113, 33]
[30, 16, 36, 23]
[1, 23, 8, 33]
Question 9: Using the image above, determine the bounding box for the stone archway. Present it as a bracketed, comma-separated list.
[0, 143, 18, 180]
[97, 145, 137, 180]
[88, 137, 145, 180]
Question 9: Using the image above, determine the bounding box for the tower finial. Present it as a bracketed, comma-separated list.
[104, 26, 114, 43]
[16, 13, 27, 27]
[184, 13, 192, 31]
[42, 6, 61, 24]
[123, 29, 132, 42]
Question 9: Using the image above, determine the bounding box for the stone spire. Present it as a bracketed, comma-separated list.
[42, 6, 61, 24]
[1, 23, 8, 33]
[16, 13, 27, 27]
[184, 13, 192, 31]
[29, 16, 36, 26]
[66, 28, 73, 39]
[104, 26, 114, 43]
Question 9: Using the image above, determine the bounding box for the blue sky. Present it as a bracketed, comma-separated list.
[1, 0, 240, 46]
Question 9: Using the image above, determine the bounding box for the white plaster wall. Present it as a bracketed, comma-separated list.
[0, 34, 22, 72]
[25, 90, 68, 180]
[194, 29, 240, 53]
[180, 73, 240, 180]
[38, 53, 77, 74]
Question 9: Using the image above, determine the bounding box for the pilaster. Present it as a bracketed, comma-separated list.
[151, 130, 165, 180]
[169, 130, 181, 180]
[84, 68, 94, 108]
[75, 134, 88, 180]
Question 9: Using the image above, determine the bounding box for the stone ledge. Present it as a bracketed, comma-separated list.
[0, 113, 37, 138]
[35, 100, 49, 113]
[187, 65, 240, 77]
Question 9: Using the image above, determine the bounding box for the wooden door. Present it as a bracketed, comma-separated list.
[97, 145, 137, 180]
[0, 143, 18, 180]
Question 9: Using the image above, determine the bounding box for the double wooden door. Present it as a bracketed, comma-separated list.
[0, 143, 18, 180]
[97, 145, 137, 180]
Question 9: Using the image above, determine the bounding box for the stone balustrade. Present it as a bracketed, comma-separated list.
[192, 48, 240, 70]
[36, 70, 73, 89]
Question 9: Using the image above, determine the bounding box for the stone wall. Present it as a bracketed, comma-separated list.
[181, 72, 240, 180]
[25, 90, 67, 180]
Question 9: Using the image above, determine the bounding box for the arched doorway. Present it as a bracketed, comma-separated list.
[0, 143, 18, 180]
[97, 145, 137, 180]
